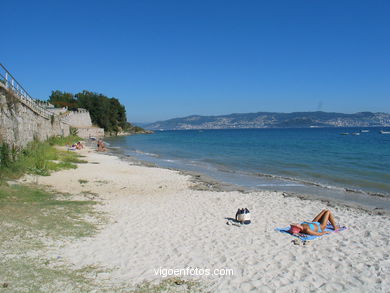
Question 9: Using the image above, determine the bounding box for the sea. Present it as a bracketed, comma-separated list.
[105, 127, 390, 210]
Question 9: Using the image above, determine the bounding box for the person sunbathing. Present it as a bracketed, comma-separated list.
[76, 141, 84, 150]
[68, 144, 77, 151]
[289, 209, 340, 236]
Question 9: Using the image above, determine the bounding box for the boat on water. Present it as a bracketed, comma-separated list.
[360, 130, 369, 133]
[380, 130, 390, 134]
[352, 132, 360, 135]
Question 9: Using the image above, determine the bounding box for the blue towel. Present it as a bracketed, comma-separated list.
[275, 225, 347, 241]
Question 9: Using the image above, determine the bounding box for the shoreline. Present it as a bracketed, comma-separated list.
[19, 145, 390, 292]
[104, 143, 390, 216]
[103, 127, 390, 203]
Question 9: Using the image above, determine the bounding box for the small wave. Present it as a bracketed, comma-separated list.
[256, 183, 304, 187]
[254, 172, 345, 190]
[134, 150, 160, 157]
[344, 188, 389, 199]
[216, 166, 237, 174]
[252, 171, 390, 198]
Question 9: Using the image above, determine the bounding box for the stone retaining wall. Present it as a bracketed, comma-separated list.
[0, 85, 70, 147]
[74, 127, 104, 139]
[61, 109, 93, 127]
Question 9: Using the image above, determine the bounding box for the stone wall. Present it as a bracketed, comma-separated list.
[61, 109, 92, 127]
[74, 127, 104, 139]
[47, 107, 68, 116]
[0, 85, 70, 148]
[59, 109, 104, 138]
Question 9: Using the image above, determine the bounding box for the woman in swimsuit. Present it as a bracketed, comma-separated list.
[289, 209, 339, 236]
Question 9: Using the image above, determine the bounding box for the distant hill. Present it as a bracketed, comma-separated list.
[145, 111, 390, 130]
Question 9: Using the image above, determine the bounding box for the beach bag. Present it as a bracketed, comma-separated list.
[235, 208, 251, 224]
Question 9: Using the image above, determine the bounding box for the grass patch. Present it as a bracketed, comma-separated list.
[58, 150, 88, 164]
[94, 180, 109, 184]
[0, 185, 98, 240]
[133, 278, 208, 293]
[81, 190, 99, 198]
[47, 160, 77, 172]
[0, 260, 111, 293]
[78, 179, 89, 184]
[0, 184, 108, 292]
[0, 136, 85, 181]
[46, 135, 82, 146]
[0, 184, 205, 292]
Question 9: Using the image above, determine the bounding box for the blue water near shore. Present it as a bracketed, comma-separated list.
[105, 128, 390, 209]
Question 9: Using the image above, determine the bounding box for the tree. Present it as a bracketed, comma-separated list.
[49, 89, 144, 134]
[48, 90, 77, 109]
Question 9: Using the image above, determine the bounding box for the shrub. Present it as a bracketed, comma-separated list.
[0, 143, 12, 168]
[0, 136, 84, 180]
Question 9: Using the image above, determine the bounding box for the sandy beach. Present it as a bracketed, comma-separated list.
[21, 147, 390, 292]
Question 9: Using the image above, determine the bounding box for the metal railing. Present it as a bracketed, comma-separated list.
[0, 63, 53, 119]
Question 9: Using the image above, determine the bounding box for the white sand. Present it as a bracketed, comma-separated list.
[23, 147, 390, 292]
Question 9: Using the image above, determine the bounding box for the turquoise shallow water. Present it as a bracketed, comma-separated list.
[106, 127, 390, 208]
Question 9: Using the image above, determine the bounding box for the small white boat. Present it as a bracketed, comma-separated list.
[380, 130, 390, 134]
[352, 132, 360, 135]
[361, 130, 369, 133]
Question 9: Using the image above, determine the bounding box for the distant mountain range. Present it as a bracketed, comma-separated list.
[145, 111, 390, 130]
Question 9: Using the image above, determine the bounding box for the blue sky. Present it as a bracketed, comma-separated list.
[1, 0, 389, 122]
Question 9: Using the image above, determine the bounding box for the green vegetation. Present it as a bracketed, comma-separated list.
[47, 90, 77, 109]
[133, 278, 207, 293]
[0, 184, 108, 292]
[47, 134, 82, 146]
[48, 90, 146, 134]
[0, 135, 83, 180]
[0, 137, 203, 292]
[0, 184, 98, 240]
[0, 185, 205, 292]
[0, 136, 108, 292]
[70, 126, 79, 136]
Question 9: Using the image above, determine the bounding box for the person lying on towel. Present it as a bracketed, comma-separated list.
[289, 209, 340, 236]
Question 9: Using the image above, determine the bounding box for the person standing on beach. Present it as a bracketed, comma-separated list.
[97, 139, 107, 152]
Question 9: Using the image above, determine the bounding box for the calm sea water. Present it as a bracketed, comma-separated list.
[105, 128, 390, 208]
